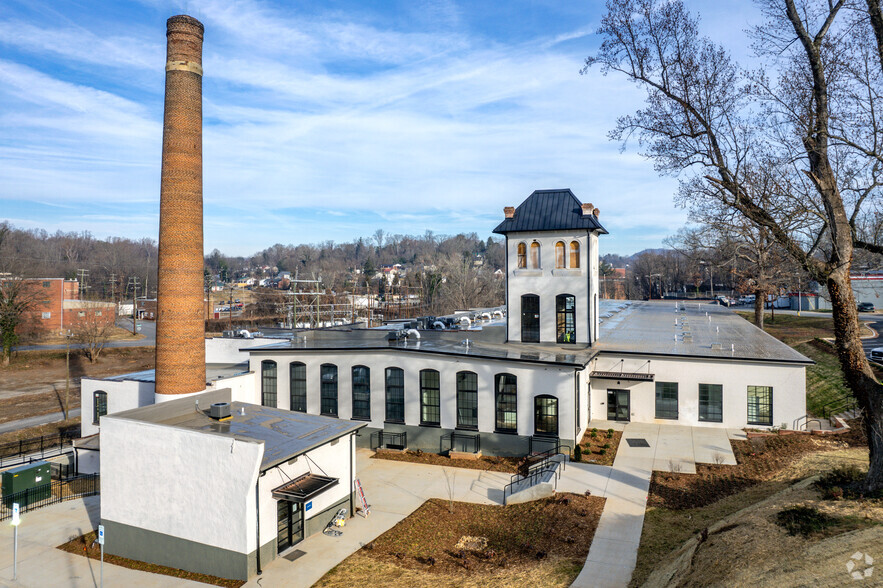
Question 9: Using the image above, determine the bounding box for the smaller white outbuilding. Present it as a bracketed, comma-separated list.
[99, 388, 364, 581]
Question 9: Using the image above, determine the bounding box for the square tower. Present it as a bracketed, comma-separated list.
[493, 190, 607, 345]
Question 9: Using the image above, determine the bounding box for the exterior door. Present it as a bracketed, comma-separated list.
[277, 500, 303, 553]
[607, 389, 630, 422]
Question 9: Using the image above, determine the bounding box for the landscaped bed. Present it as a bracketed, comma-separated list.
[371, 449, 522, 473]
[57, 531, 245, 587]
[315, 494, 605, 587]
[574, 427, 621, 466]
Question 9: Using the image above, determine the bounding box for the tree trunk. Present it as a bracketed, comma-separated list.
[754, 289, 764, 330]
[827, 269, 883, 492]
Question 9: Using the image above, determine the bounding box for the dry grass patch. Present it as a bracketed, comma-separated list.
[57, 531, 244, 587]
[315, 495, 604, 587]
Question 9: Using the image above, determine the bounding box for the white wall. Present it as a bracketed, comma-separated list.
[205, 337, 282, 364]
[211, 371, 258, 403]
[76, 448, 100, 475]
[505, 230, 598, 344]
[100, 415, 264, 555]
[589, 354, 806, 429]
[246, 349, 581, 440]
[257, 433, 356, 546]
[80, 377, 155, 437]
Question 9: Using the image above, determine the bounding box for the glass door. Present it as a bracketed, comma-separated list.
[277, 500, 303, 553]
[607, 389, 630, 422]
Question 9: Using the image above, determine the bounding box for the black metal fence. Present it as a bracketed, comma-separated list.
[0, 474, 99, 521]
[371, 430, 407, 450]
[0, 430, 78, 469]
[441, 432, 480, 454]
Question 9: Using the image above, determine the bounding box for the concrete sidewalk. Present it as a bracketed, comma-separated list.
[244, 449, 512, 588]
[571, 422, 738, 587]
[0, 496, 203, 588]
[0, 409, 82, 436]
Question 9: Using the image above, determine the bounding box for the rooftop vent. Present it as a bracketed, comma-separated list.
[209, 402, 232, 420]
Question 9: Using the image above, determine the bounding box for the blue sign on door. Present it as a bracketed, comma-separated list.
[305, 501, 312, 512]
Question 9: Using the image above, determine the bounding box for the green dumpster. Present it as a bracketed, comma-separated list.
[2, 461, 51, 508]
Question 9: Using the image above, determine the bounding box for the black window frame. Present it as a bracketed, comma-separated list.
[419, 369, 441, 426]
[495, 373, 518, 433]
[289, 362, 306, 413]
[456, 371, 478, 430]
[698, 383, 723, 423]
[521, 294, 540, 343]
[384, 367, 405, 423]
[655, 382, 679, 420]
[320, 364, 338, 417]
[261, 360, 278, 408]
[351, 365, 371, 421]
[534, 394, 558, 437]
[93, 390, 107, 425]
[556, 293, 576, 344]
[747, 385, 773, 426]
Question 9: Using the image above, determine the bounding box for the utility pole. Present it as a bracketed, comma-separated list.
[229, 283, 234, 329]
[109, 273, 117, 304]
[127, 277, 140, 335]
[77, 269, 89, 300]
[64, 330, 71, 420]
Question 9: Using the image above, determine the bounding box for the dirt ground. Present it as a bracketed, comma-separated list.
[575, 428, 622, 466]
[316, 495, 605, 588]
[0, 346, 153, 422]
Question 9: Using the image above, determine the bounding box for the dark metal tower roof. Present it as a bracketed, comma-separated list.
[492, 189, 608, 235]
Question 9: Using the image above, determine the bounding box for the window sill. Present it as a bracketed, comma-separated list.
[551, 269, 582, 276]
[747, 421, 772, 427]
[494, 429, 518, 435]
[513, 269, 542, 277]
[455, 426, 479, 432]
[419, 423, 441, 428]
[351, 416, 371, 422]
[384, 420, 405, 425]
[320, 413, 339, 418]
[656, 416, 679, 420]
[699, 418, 722, 423]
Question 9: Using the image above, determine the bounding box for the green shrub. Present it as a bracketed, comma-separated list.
[599, 448, 607, 455]
[775, 505, 834, 536]
[603, 443, 611, 449]
[573, 445, 582, 462]
[607, 428, 614, 435]
[590, 431, 597, 439]
[591, 428, 598, 433]
[817, 465, 866, 492]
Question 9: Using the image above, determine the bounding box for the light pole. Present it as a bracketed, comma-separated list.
[700, 261, 714, 299]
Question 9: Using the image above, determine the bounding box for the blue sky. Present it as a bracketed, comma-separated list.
[0, 0, 762, 257]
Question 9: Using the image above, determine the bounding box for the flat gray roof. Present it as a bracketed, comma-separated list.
[109, 389, 365, 471]
[596, 300, 812, 364]
[102, 363, 250, 384]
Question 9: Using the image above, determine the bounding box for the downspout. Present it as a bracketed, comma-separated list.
[504, 236, 509, 343]
[574, 370, 579, 439]
[349, 433, 354, 517]
[586, 231, 592, 344]
[255, 474, 262, 575]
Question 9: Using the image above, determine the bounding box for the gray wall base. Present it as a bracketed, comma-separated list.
[103, 519, 249, 581]
[360, 424, 574, 457]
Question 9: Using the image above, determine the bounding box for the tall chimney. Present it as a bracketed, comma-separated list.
[155, 15, 206, 397]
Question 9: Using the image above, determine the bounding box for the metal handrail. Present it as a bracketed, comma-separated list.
[819, 394, 859, 421]
[503, 463, 559, 505]
[0, 431, 77, 469]
[440, 432, 480, 454]
[372, 430, 407, 450]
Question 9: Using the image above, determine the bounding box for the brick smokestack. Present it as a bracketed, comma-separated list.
[155, 15, 205, 397]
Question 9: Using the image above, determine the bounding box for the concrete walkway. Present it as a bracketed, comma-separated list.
[571, 422, 738, 588]
[0, 496, 203, 588]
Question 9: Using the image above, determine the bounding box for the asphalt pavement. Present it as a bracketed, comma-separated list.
[0, 409, 82, 435]
[12, 318, 155, 352]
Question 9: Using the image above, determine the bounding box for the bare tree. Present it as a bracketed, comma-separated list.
[585, 0, 883, 491]
[0, 279, 38, 366]
[71, 302, 115, 364]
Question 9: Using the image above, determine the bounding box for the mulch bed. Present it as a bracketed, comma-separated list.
[574, 428, 622, 466]
[362, 494, 605, 575]
[371, 450, 522, 473]
[57, 531, 244, 587]
[648, 430, 867, 510]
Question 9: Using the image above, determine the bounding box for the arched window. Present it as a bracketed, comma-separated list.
[517, 242, 527, 268]
[530, 241, 541, 268]
[534, 395, 558, 436]
[495, 373, 517, 432]
[456, 371, 478, 429]
[521, 294, 540, 342]
[556, 294, 576, 343]
[352, 365, 370, 420]
[93, 390, 107, 425]
[320, 364, 338, 416]
[555, 241, 566, 268]
[290, 362, 306, 412]
[385, 367, 405, 423]
[420, 369, 440, 426]
[261, 360, 277, 408]
[569, 241, 580, 268]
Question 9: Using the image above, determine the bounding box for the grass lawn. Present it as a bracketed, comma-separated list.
[735, 312, 837, 345]
[795, 342, 851, 416]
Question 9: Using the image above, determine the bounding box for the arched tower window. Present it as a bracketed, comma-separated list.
[530, 242, 541, 268]
[517, 242, 527, 268]
[555, 241, 566, 269]
[570, 241, 580, 268]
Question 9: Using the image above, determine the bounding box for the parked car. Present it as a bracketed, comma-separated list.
[858, 302, 875, 312]
[869, 347, 883, 362]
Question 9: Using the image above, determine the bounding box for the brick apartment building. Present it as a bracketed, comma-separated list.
[12, 278, 116, 337]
